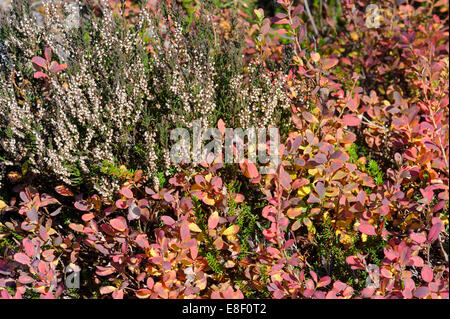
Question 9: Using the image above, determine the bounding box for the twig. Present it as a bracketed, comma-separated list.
[303, 0, 319, 37]
[438, 234, 448, 263]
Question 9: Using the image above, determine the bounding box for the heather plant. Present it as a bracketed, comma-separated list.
[0, 0, 292, 196]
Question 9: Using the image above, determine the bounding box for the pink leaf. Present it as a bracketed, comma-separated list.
[343, 114, 361, 127]
[50, 63, 67, 73]
[410, 232, 427, 244]
[100, 286, 116, 295]
[315, 182, 325, 199]
[240, 159, 259, 179]
[180, 222, 190, 242]
[74, 200, 90, 211]
[421, 266, 433, 283]
[115, 199, 129, 209]
[310, 271, 318, 283]
[190, 244, 198, 260]
[317, 276, 331, 288]
[44, 47, 51, 62]
[427, 219, 443, 243]
[23, 238, 34, 257]
[414, 286, 430, 298]
[31, 56, 47, 69]
[39, 225, 49, 241]
[161, 215, 176, 226]
[136, 234, 149, 250]
[110, 217, 127, 232]
[33, 71, 49, 79]
[321, 58, 339, 70]
[217, 119, 226, 136]
[120, 187, 134, 199]
[358, 224, 377, 236]
[14, 253, 30, 265]
[208, 211, 220, 229]
[356, 190, 366, 204]
[69, 223, 85, 232]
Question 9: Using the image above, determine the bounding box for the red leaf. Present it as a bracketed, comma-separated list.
[161, 215, 176, 226]
[321, 58, 339, 70]
[69, 223, 84, 232]
[136, 234, 149, 250]
[414, 286, 430, 298]
[14, 253, 30, 265]
[33, 71, 49, 79]
[317, 276, 331, 288]
[44, 47, 51, 62]
[100, 286, 116, 295]
[427, 219, 443, 243]
[82, 213, 95, 222]
[343, 114, 361, 127]
[31, 56, 47, 69]
[115, 199, 129, 209]
[96, 266, 116, 276]
[410, 232, 427, 244]
[421, 266, 433, 283]
[190, 244, 198, 260]
[180, 223, 190, 242]
[136, 289, 151, 299]
[356, 190, 366, 204]
[55, 185, 74, 197]
[74, 200, 90, 211]
[358, 224, 377, 236]
[49, 63, 67, 73]
[240, 159, 259, 179]
[208, 211, 220, 229]
[315, 182, 325, 199]
[23, 238, 34, 257]
[120, 187, 133, 199]
[39, 225, 49, 241]
[233, 193, 244, 203]
[134, 170, 143, 182]
[110, 217, 127, 232]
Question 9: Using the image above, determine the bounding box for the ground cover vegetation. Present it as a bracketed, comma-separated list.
[0, 0, 448, 299]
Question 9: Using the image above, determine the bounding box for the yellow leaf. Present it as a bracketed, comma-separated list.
[325, 187, 339, 197]
[361, 233, 368, 242]
[149, 248, 157, 257]
[287, 207, 303, 219]
[21, 162, 28, 176]
[188, 223, 202, 233]
[0, 200, 7, 210]
[271, 273, 283, 283]
[308, 168, 319, 176]
[297, 185, 311, 198]
[7, 171, 22, 183]
[310, 52, 320, 63]
[222, 225, 239, 236]
[203, 195, 215, 206]
[350, 31, 359, 41]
